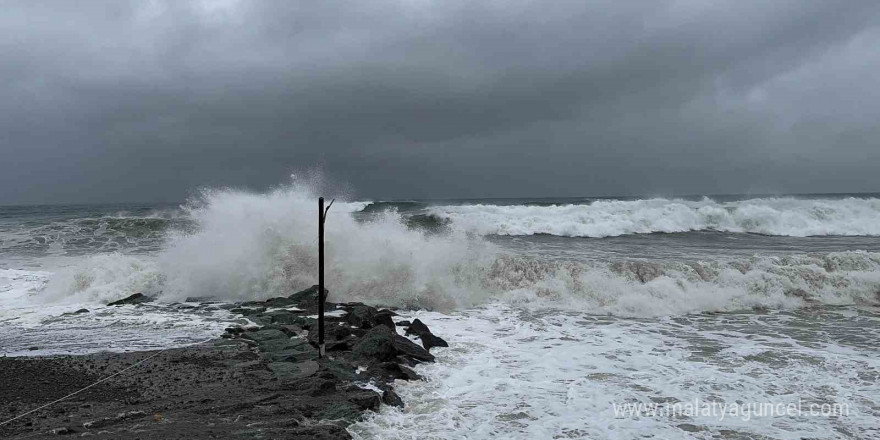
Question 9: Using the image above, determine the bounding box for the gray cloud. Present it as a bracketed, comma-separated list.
[2, 0, 879, 204]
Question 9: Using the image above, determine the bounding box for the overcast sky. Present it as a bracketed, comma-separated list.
[2, 0, 879, 204]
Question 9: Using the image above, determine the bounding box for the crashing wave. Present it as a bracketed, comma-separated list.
[428, 197, 880, 237]
[32, 186, 878, 317]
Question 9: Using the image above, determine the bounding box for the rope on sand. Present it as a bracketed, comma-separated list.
[0, 337, 216, 427]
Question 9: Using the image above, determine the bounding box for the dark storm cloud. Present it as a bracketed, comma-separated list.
[2, 0, 880, 204]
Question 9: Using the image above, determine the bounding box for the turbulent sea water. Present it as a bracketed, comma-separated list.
[2, 188, 879, 439]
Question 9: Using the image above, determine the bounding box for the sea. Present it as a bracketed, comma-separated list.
[1, 186, 879, 439]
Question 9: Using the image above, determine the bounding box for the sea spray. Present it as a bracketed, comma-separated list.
[17, 186, 880, 316]
[156, 184, 497, 309]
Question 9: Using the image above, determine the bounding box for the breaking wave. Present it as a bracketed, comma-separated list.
[40, 189, 879, 317]
[428, 197, 880, 237]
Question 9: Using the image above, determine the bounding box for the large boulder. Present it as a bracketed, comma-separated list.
[288, 285, 329, 309]
[404, 319, 449, 351]
[351, 326, 397, 362]
[391, 334, 435, 362]
[345, 305, 377, 329]
[382, 389, 404, 408]
[344, 305, 396, 329]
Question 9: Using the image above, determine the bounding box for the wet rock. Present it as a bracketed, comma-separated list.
[392, 334, 435, 362]
[404, 319, 431, 337]
[264, 310, 300, 325]
[367, 362, 423, 382]
[264, 296, 299, 307]
[382, 389, 404, 408]
[288, 285, 328, 307]
[352, 326, 397, 362]
[347, 391, 381, 411]
[107, 293, 152, 306]
[224, 326, 245, 335]
[395, 320, 411, 327]
[374, 310, 396, 329]
[404, 319, 448, 351]
[62, 308, 90, 316]
[263, 344, 316, 363]
[268, 360, 319, 380]
[346, 305, 378, 329]
[420, 333, 449, 351]
[261, 324, 303, 337]
[229, 307, 265, 316]
[241, 329, 288, 343]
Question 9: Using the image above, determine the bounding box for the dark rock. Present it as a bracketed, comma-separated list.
[230, 307, 266, 316]
[107, 293, 152, 306]
[327, 340, 352, 352]
[288, 285, 328, 305]
[404, 319, 431, 337]
[263, 343, 316, 363]
[351, 325, 397, 362]
[420, 333, 449, 351]
[404, 319, 448, 351]
[366, 362, 423, 382]
[260, 324, 303, 337]
[374, 310, 396, 329]
[28, 346, 39, 351]
[307, 322, 353, 349]
[62, 308, 90, 316]
[249, 315, 273, 327]
[317, 359, 358, 382]
[299, 378, 338, 397]
[395, 355, 420, 368]
[382, 389, 404, 408]
[392, 334, 435, 362]
[347, 391, 381, 411]
[264, 310, 300, 325]
[264, 296, 299, 307]
[395, 320, 412, 327]
[241, 329, 289, 343]
[346, 305, 377, 329]
[267, 360, 319, 380]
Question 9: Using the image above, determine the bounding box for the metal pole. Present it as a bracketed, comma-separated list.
[318, 197, 325, 358]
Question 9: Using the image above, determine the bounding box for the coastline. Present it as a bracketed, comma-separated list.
[0, 287, 442, 439]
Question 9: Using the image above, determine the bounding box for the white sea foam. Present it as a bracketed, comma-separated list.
[154, 186, 496, 309]
[349, 305, 880, 439]
[148, 186, 880, 314]
[32, 186, 880, 317]
[0, 266, 235, 356]
[428, 197, 880, 237]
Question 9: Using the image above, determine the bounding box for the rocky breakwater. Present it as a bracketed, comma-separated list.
[220, 285, 449, 415]
[0, 286, 448, 439]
